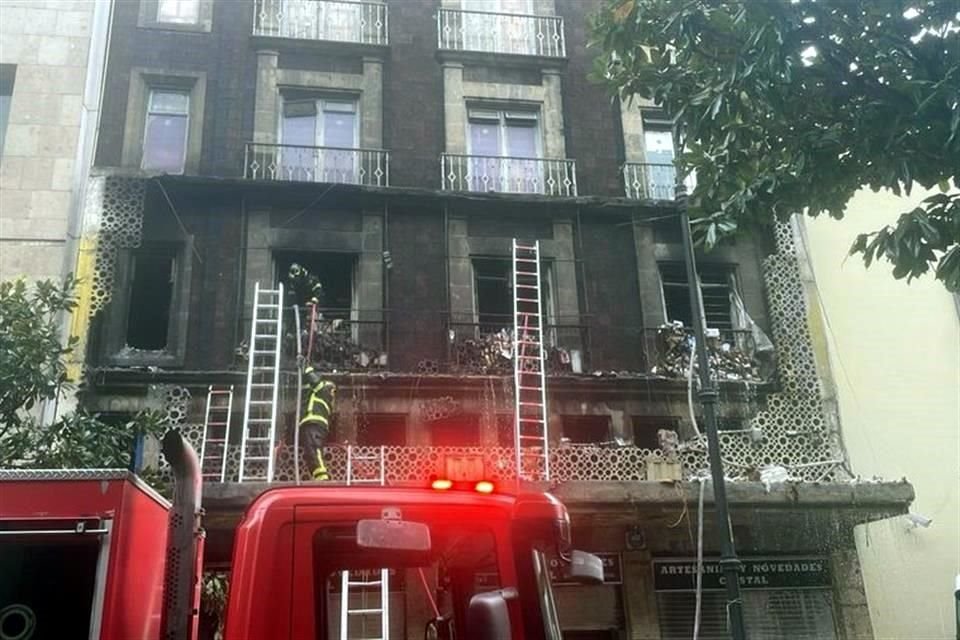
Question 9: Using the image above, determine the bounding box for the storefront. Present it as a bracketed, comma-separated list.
[653, 557, 837, 640]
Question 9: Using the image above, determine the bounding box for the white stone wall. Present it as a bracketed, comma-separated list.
[0, 0, 95, 282]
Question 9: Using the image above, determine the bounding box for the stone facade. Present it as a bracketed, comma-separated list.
[0, 0, 103, 283]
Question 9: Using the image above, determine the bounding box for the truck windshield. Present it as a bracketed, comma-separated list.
[312, 523, 502, 639]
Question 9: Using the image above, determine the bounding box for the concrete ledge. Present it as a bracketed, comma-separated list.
[202, 479, 913, 517]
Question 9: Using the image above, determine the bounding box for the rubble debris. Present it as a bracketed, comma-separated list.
[759, 464, 790, 492]
[450, 328, 575, 375]
[649, 322, 762, 381]
[301, 316, 386, 371]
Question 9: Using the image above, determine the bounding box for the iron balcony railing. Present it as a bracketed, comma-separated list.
[436, 7, 565, 58]
[244, 142, 390, 186]
[642, 326, 765, 382]
[252, 0, 388, 45]
[622, 162, 697, 200]
[295, 306, 387, 371]
[441, 153, 577, 196]
[446, 316, 589, 375]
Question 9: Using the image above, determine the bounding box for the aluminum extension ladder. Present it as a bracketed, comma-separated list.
[238, 282, 284, 482]
[200, 385, 234, 482]
[512, 239, 550, 481]
[340, 446, 389, 640]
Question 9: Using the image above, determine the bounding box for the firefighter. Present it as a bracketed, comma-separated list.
[299, 366, 336, 481]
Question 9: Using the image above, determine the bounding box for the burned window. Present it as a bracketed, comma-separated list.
[473, 257, 555, 335]
[357, 414, 407, 447]
[659, 263, 735, 331]
[561, 415, 612, 444]
[276, 251, 355, 316]
[631, 416, 679, 450]
[126, 250, 176, 350]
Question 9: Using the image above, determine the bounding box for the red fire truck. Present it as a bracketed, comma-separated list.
[0, 432, 601, 640]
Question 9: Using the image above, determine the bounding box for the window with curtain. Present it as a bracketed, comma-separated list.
[142, 89, 190, 172]
[157, 0, 200, 24]
[280, 97, 358, 182]
[467, 107, 541, 192]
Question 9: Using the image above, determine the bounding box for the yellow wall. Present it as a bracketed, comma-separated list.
[803, 189, 960, 640]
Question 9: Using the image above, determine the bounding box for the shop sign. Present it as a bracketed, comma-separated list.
[551, 553, 622, 585]
[653, 557, 830, 591]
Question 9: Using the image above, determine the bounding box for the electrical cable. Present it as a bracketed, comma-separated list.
[279, 183, 337, 228]
[687, 336, 702, 437]
[293, 303, 302, 485]
[153, 179, 203, 263]
[693, 477, 706, 640]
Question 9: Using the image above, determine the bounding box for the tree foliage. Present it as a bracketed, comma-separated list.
[592, 0, 960, 289]
[0, 278, 165, 468]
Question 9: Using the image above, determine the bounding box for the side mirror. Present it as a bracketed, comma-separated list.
[566, 550, 604, 584]
[357, 518, 431, 552]
[466, 590, 513, 640]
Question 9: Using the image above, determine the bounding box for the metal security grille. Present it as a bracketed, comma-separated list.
[656, 590, 837, 640]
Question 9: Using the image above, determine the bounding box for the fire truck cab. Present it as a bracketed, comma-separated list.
[227, 484, 598, 640]
[0, 467, 599, 640]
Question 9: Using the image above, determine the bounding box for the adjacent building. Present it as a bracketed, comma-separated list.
[57, 0, 916, 637]
[802, 190, 960, 640]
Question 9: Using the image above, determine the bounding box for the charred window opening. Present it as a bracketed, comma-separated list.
[275, 251, 355, 317]
[659, 263, 735, 331]
[473, 257, 555, 334]
[632, 416, 679, 450]
[431, 415, 481, 446]
[126, 250, 176, 350]
[357, 414, 407, 447]
[561, 415, 612, 444]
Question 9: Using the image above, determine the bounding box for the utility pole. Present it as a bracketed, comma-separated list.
[675, 176, 748, 640]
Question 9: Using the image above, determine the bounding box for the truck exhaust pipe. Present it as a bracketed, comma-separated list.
[160, 429, 204, 640]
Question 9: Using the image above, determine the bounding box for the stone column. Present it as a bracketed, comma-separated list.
[361, 57, 384, 149]
[621, 549, 662, 640]
[541, 68, 566, 158]
[254, 49, 279, 144]
[830, 541, 876, 640]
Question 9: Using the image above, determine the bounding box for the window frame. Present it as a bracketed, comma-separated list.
[0, 64, 15, 159]
[138, 0, 213, 32]
[467, 106, 542, 159]
[141, 88, 191, 173]
[103, 241, 193, 367]
[471, 256, 556, 336]
[157, 0, 200, 25]
[658, 262, 739, 332]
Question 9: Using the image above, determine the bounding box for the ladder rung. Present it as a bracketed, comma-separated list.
[246, 418, 273, 423]
[250, 383, 274, 387]
[246, 436, 272, 442]
[518, 417, 544, 422]
[520, 435, 547, 441]
[248, 400, 274, 405]
[348, 609, 384, 615]
[243, 456, 270, 461]
[514, 283, 539, 289]
[514, 257, 538, 262]
[348, 580, 382, 586]
[516, 354, 542, 360]
[518, 401, 544, 406]
[204, 438, 227, 443]
[517, 386, 543, 391]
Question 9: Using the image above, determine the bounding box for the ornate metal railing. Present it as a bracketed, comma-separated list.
[436, 8, 565, 57]
[295, 307, 388, 371]
[252, 0, 388, 45]
[244, 143, 390, 186]
[254, 444, 661, 483]
[446, 317, 589, 375]
[441, 153, 577, 196]
[642, 326, 764, 381]
[622, 162, 697, 200]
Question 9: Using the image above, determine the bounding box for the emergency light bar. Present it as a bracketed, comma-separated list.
[429, 476, 496, 494]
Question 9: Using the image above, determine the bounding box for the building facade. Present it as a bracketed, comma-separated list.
[0, 0, 109, 285]
[803, 190, 960, 640]
[66, 0, 913, 638]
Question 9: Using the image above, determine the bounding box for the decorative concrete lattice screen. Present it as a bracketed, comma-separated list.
[694, 221, 846, 482]
[83, 176, 146, 315]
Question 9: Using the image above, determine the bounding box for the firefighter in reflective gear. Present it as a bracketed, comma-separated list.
[300, 367, 336, 480]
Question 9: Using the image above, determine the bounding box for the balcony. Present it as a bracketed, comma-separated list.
[295, 306, 387, 371]
[446, 317, 589, 375]
[622, 162, 698, 200]
[437, 8, 565, 58]
[642, 325, 767, 382]
[252, 0, 388, 45]
[441, 154, 577, 196]
[244, 142, 389, 186]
